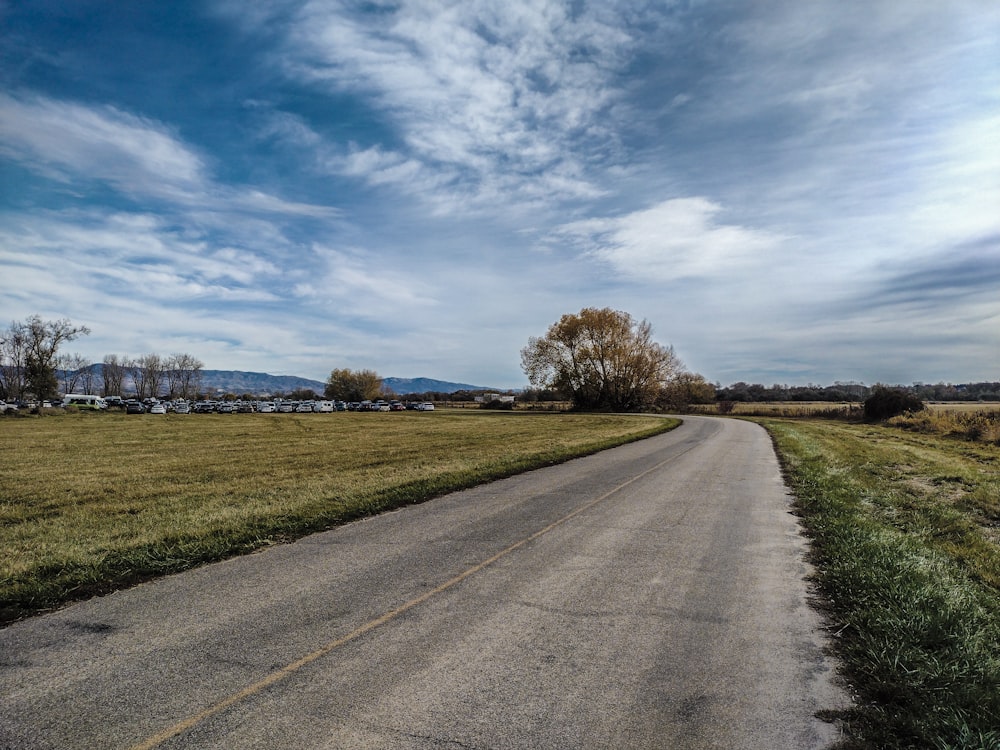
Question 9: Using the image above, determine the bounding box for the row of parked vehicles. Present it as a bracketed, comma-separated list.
[45, 394, 436, 414]
[3, 394, 437, 414]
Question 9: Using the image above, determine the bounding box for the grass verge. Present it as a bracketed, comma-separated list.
[760, 418, 1000, 749]
[1, 410, 677, 625]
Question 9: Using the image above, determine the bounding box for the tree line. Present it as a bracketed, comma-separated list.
[0, 316, 204, 403]
[715, 381, 1000, 403]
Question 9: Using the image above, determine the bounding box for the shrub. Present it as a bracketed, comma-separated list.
[717, 400, 736, 414]
[864, 386, 925, 421]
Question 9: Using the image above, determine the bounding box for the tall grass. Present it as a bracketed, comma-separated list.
[0, 410, 677, 623]
[889, 408, 1000, 445]
[763, 419, 1000, 749]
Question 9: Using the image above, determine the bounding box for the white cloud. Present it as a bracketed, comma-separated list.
[257, 0, 644, 209]
[0, 210, 284, 310]
[0, 92, 336, 220]
[552, 198, 786, 282]
[293, 244, 437, 314]
[0, 92, 206, 197]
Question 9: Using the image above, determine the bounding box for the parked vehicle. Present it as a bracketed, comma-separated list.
[416, 402, 435, 411]
[258, 402, 275, 413]
[63, 394, 108, 410]
[295, 402, 314, 413]
[149, 403, 167, 415]
[125, 400, 145, 414]
[173, 402, 190, 414]
[216, 402, 235, 413]
[278, 402, 296, 413]
[313, 400, 335, 413]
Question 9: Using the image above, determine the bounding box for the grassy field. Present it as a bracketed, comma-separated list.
[0, 409, 677, 624]
[761, 418, 1000, 749]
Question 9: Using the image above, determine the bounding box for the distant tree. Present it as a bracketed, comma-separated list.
[130, 353, 166, 399]
[102, 354, 128, 397]
[78, 361, 98, 395]
[1, 316, 90, 402]
[58, 353, 92, 394]
[165, 353, 203, 400]
[864, 386, 925, 421]
[325, 368, 383, 401]
[0, 322, 28, 401]
[658, 372, 716, 411]
[521, 307, 683, 412]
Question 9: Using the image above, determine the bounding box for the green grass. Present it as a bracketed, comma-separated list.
[760, 419, 1000, 749]
[0, 409, 677, 624]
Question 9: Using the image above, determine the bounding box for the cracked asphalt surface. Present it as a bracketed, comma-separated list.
[0, 416, 848, 748]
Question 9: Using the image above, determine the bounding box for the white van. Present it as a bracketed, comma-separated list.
[63, 394, 108, 410]
[313, 400, 335, 412]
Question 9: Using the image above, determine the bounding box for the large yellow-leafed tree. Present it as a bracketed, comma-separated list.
[521, 307, 682, 412]
[324, 368, 383, 402]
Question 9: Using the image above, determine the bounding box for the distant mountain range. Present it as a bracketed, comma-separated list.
[61, 365, 498, 396]
[183, 371, 491, 396]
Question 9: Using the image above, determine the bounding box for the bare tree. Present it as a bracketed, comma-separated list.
[78, 360, 98, 395]
[132, 353, 165, 399]
[125, 357, 143, 399]
[1, 316, 90, 402]
[168, 353, 203, 400]
[521, 307, 682, 412]
[102, 354, 128, 397]
[58, 353, 92, 394]
[0, 322, 28, 401]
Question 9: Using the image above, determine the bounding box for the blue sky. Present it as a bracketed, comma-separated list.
[2, 1, 998, 389]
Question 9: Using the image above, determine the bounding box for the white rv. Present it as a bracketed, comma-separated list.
[63, 394, 108, 410]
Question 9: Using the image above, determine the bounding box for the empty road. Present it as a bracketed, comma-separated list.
[1, 416, 847, 749]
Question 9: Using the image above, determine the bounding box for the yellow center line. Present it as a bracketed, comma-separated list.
[130, 444, 687, 750]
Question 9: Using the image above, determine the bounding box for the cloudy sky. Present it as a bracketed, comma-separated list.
[2, 1, 998, 388]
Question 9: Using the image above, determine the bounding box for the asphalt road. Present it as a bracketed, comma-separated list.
[1, 416, 848, 749]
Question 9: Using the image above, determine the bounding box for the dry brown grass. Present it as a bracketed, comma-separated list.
[890, 407, 1000, 445]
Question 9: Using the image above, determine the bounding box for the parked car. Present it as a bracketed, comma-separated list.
[416, 402, 435, 411]
[295, 401, 314, 413]
[173, 402, 190, 414]
[278, 401, 296, 413]
[258, 402, 275, 413]
[125, 400, 145, 414]
[149, 403, 167, 415]
[216, 402, 235, 413]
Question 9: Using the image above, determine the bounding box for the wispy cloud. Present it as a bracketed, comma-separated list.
[0, 92, 205, 197]
[551, 198, 787, 282]
[0, 91, 335, 219]
[246, 0, 646, 210]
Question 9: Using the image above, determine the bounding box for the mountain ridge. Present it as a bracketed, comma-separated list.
[196, 372, 493, 395]
[64, 365, 501, 395]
